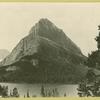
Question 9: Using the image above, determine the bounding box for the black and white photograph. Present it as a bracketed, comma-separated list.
[0, 3, 100, 97]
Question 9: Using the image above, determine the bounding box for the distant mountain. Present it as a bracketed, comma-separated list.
[0, 49, 9, 61]
[0, 18, 87, 83]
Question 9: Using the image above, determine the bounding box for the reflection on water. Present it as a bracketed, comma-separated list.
[0, 83, 78, 97]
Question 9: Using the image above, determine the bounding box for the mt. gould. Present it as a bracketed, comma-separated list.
[0, 18, 88, 83]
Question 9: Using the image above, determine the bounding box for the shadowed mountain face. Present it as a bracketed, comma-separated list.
[0, 18, 87, 83]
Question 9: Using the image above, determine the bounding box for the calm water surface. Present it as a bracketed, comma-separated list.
[0, 83, 78, 97]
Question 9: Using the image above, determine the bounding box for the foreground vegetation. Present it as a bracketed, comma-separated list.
[0, 84, 63, 97]
[77, 26, 100, 97]
[77, 80, 100, 97]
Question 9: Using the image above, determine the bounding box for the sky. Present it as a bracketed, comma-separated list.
[0, 3, 100, 56]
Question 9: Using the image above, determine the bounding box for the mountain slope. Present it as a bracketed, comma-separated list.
[0, 18, 87, 83]
[0, 49, 9, 61]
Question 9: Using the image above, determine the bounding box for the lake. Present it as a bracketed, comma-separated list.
[0, 83, 78, 97]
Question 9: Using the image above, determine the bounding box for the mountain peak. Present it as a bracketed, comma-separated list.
[38, 18, 55, 28]
[0, 18, 86, 83]
[29, 18, 82, 55]
[39, 18, 51, 23]
[29, 18, 56, 35]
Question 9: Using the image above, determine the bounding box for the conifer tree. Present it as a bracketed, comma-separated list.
[86, 25, 100, 69]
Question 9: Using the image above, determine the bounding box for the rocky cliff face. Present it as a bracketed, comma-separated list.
[0, 18, 87, 83]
